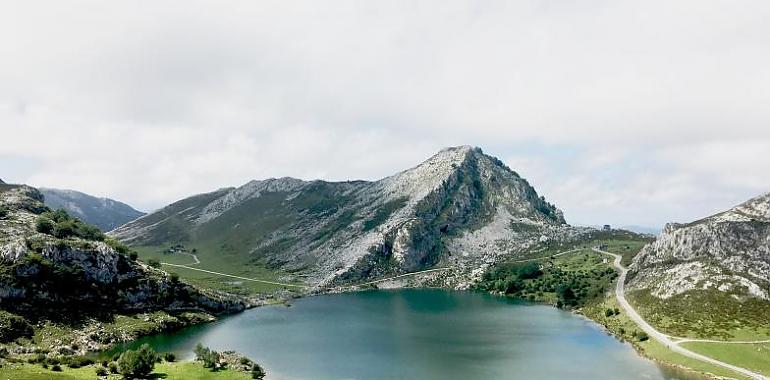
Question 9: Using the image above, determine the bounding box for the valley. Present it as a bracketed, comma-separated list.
[1, 147, 769, 379]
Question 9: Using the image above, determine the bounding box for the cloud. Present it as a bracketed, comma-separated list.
[1, 1, 769, 225]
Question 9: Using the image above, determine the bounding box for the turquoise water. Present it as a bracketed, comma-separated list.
[115, 290, 701, 380]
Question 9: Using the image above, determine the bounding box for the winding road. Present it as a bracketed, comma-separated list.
[593, 248, 769, 380]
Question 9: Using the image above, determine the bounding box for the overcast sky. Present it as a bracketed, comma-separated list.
[2, 1, 770, 228]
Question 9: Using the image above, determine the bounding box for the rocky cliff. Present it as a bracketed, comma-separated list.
[0, 184, 243, 321]
[40, 188, 146, 232]
[112, 146, 582, 288]
[627, 192, 770, 301]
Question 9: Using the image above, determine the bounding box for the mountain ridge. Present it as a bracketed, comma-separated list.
[111, 146, 577, 288]
[39, 188, 146, 232]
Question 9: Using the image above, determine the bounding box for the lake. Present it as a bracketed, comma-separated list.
[114, 289, 702, 380]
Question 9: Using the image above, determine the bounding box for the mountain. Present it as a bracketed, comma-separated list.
[0, 183, 243, 331]
[625, 192, 770, 338]
[112, 146, 581, 288]
[627, 192, 770, 300]
[39, 188, 146, 232]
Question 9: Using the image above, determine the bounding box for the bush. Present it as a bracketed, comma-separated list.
[147, 259, 161, 268]
[0, 206, 8, 219]
[0, 311, 34, 342]
[163, 352, 176, 362]
[51, 364, 62, 372]
[605, 308, 614, 317]
[36, 217, 55, 234]
[117, 344, 157, 378]
[251, 363, 266, 379]
[129, 252, 138, 261]
[95, 366, 108, 376]
[108, 362, 119, 373]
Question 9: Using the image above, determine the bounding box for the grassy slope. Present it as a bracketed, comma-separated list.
[134, 245, 304, 296]
[628, 289, 770, 340]
[583, 293, 749, 379]
[0, 361, 251, 380]
[681, 342, 770, 377]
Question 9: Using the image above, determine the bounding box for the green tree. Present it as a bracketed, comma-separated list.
[117, 343, 157, 378]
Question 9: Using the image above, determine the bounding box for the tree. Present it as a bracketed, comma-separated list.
[194, 343, 220, 369]
[117, 344, 157, 378]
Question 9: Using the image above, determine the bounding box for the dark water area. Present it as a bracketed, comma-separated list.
[110, 289, 705, 380]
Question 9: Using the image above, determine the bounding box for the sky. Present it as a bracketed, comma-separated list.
[2, 1, 770, 229]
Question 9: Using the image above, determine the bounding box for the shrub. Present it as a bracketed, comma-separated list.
[95, 366, 108, 376]
[605, 308, 614, 317]
[108, 362, 118, 373]
[0, 206, 8, 219]
[163, 352, 176, 362]
[129, 252, 138, 261]
[0, 311, 34, 342]
[117, 344, 157, 378]
[147, 259, 161, 268]
[36, 217, 55, 234]
[251, 363, 266, 379]
[51, 364, 62, 372]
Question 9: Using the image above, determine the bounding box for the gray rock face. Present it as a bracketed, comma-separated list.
[627, 192, 770, 300]
[39, 188, 146, 232]
[112, 146, 580, 288]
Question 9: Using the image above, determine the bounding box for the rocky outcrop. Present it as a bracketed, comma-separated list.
[627, 192, 770, 300]
[0, 184, 244, 320]
[112, 146, 581, 289]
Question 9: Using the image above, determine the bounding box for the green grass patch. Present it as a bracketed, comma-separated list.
[0, 361, 252, 380]
[681, 342, 770, 377]
[629, 289, 770, 340]
[582, 293, 751, 380]
[134, 245, 305, 296]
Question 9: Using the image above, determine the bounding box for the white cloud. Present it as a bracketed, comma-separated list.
[1, 1, 769, 225]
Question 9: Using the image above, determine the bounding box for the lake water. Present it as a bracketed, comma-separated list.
[114, 289, 702, 380]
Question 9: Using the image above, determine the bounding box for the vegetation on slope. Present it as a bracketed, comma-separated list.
[478, 250, 618, 308]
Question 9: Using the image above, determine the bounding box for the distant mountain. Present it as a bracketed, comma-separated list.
[39, 188, 145, 231]
[112, 146, 583, 288]
[620, 225, 661, 236]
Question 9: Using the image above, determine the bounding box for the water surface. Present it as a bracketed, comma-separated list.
[115, 289, 702, 380]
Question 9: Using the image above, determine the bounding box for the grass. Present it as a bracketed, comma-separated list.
[582, 293, 751, 380]
[681, 342, 770, 377]
[0, 361, 252, 380]
[513, 229, 653, 263]
[134, 245, 306, 296]
[628, 289, 770, 340]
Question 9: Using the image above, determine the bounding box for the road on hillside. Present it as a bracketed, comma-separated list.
[593, 248, 769, 380]
[160, 262, 306, 289]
